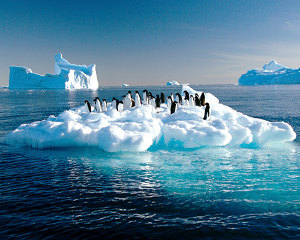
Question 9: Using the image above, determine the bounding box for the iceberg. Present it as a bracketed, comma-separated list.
[9, 53, 98, 89]
[6, 86, 296, 152]
[239, 60, 300, 85]
[167, 81, 180, 86]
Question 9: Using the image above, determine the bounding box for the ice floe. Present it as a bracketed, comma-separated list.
[6, 86, 296, 152]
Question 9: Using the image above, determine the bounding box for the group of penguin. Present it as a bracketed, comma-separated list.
[84, 89, 210, 120]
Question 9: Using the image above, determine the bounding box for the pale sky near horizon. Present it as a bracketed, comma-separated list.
[1, 0, 300, 86]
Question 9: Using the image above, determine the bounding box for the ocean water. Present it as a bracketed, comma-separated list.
[0, 84, 299, 239]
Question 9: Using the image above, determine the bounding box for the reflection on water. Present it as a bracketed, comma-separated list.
[1, 85, 299, 239]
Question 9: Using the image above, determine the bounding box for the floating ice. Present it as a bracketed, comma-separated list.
[9, 53, 98, 89]
[239, 60, 300, 85]
[6, 87, 296, 152]
[167, 81, 180, 86]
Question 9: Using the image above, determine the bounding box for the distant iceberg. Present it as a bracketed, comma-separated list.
[122, 84, 130, 87]
[9, 53, 99, 89]
[239, 60, 300, 85]
[7, 86, 296, 152]
[167, 81, 180, 86]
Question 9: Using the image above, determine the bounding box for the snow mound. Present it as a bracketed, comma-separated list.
[6, 87, 296, 152]
[239, 60, 300, 85]
[9, 53, 98, 89]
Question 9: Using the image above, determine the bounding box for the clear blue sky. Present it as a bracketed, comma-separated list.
[1, 0, 300, 86]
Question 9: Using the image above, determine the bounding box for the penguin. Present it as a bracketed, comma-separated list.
[135, 91, 142, 107]
[93, 97, 102, 113]
[160, 92, 165, 104]
[112, 97, 119, 110]
[189, 95, 195, 106]
[175, 93, 182, 105]
[150, 96, 156, 108]
[195, 93, 201, 106]
[200, 92, 206, 106]
[170, 93, 174, 102]
[122, 95, 126, 104]
[183, 97, 189, 107]
[124, 91, 132, 109]
[203, 103, 210, 120]
[143, 89, 149, 105]
[118, 101, 124, 112]
[102, 99, 107, 111]
[170, 101, 178, 114]
[167, 96, 173, 110]
[84, 100, 91, 113]
[131, 99, 135, 107]
[155, 95, 161, 108]
[183, 90, 189, 101]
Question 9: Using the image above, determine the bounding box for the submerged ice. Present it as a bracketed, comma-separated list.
[6, 86, 296, 152]
[9, 53, 98, 89]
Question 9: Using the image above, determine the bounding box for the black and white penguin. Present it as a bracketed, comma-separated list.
[135, 91, 142, 107]
[102, 99, 107, 111]
[124, 91, 132, 109]
[195, 93, 201, 106]
[118, 100, 124, 112]
[142, 89, 149, 105]
[167, 96, 173, 110]
[93, 97, 102, 113]
[183, 90, 189, 101]
[175, 93, 182, 105]
[200, 93, 206, 106]
[150, 95, 156, 108]
[183, 97, 189, 107]
[170, 101, 178, 114]
[170, 93, 174, 102]
[84, 100, 91, 113]
[155, 95, 161, 109]
[160, 92, 165, 104]
[203, 102, 210, 120]
[189, 95, 195, 106]
[112, 97, 119, 110]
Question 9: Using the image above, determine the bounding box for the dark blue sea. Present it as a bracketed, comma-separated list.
[0, 84, 299, 239]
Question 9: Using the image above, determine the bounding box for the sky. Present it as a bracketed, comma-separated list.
[1, 0, 300, 86]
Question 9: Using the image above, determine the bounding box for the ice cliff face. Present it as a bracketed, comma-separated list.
[239, 60, 300, 85]
[9, 54, 98, 89]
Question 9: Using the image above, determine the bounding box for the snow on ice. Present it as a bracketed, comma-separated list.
[6, 86, 296, 152]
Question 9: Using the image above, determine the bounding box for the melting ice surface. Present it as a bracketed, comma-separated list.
[6, 86, 296, 152]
